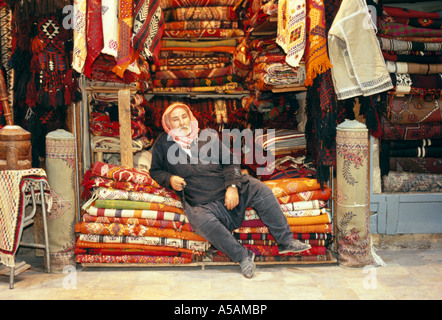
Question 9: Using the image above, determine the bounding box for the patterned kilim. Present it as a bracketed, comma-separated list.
[381, 117, 442, 140]
[378, 36, 442, 52]
[93, 187, 182, 208]
[94, 199, 184, 214]
[389, 157, 442, 174]
[86, 161, 160, 187]
[78, 233, 209, 252]
[133, 0, 164, 62]
[0, 169, 51, 267]
[75, 221, 206, 241]
[84, 0, 104, 78]
[382, 171, 442, 193]
[165, 6, 238, 21]
[276, 0, 306, 68]
[378, 19, 442, 38]
[159, 0, 237, 9]
[304, 0, 332, 86]
[76, 254, 193, 264]
[387, 95, 442, 124]
[85, 204, 189, 222]
[262, 177, 322, 198]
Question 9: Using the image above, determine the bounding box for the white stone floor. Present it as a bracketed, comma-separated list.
[1, 248, 441, 300]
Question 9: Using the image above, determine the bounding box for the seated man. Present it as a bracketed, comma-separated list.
[149, 102, 311, 278]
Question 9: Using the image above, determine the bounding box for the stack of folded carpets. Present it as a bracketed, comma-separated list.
[75, 162, 209, 264]
[255, 129, 306, 154]
[160, 0, 244, 39]
[213, 177, 334, 263]
[242, 0, 277, 36]
[88, 95, 154, 165]
[153, 0, 243, 93]
[258, 154, 316, 182]
[244, 125, 310, 179]
[377, 5, 442, 192]
[244, 37, 306, 92]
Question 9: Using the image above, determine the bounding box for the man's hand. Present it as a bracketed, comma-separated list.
[225, 186, 239, 210]
[170, 175, 186, 191]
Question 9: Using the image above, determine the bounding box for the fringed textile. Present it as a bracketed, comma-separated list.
[132, 0, 164, 63]
[112, 0, 136, 78]
[0, 169, 51, 267]
[304, 0, 332, 87]
[276, 0, 306, 68]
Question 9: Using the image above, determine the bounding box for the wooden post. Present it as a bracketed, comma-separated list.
[118, 89, 133, 167]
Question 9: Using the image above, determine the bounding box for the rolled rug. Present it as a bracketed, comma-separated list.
[45, 129, 77, 272]
[336, 120, 384, 268]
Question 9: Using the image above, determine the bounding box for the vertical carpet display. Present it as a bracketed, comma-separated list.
[335, 120, 382, 268]
[45, 129, 77, 272]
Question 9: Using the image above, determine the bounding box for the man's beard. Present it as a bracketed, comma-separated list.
[170, 125, 191, 137]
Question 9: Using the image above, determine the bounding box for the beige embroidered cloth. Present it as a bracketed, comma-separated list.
[276, 0, 306, 68]
[328, 0, 393, 100]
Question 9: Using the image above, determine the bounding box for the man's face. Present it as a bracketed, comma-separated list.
[169, 107, 191, 136]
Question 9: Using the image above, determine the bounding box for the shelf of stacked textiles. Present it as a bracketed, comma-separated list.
[376, 5, 442, 194]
